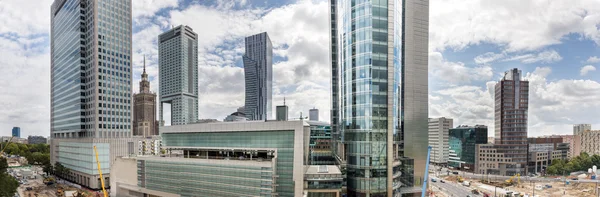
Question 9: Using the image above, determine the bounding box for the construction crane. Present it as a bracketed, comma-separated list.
[93, 145, 108, 197]
[0, 136, 15, 157]
[421, 146, 432, 197]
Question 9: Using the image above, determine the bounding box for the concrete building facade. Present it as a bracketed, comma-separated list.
[580, 130, 600, 156]
[158, 25, 199, 125]
[573, 124, 591, 135]
[27, 136, 47, 144]
[330, 0, 430, 195]
[243, 32, 273, 121]
[494, 68, 529, 176]
[133, 57, 158, 137]
[50, 0, 134, 189]
[428, 117, 453, 165]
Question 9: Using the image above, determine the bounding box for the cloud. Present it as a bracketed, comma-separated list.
[504, 50, 562, 64]
[474, 52, 505, 64]
[430, 0, 600, 52]
[580, 65, 596, 76]
[430, 52, 493, 84]
[586, 56, 600, 64]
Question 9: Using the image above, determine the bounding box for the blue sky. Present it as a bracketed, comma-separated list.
[0, 0, 600, 137]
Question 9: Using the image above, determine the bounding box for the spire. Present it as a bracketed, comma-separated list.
[283, 97, 286, 106]
[143, 54, 146, 74]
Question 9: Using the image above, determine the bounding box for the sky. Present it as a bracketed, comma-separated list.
[1, 0, 600, 138]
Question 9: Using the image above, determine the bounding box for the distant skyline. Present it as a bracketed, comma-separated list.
[1, 0, 600, 137]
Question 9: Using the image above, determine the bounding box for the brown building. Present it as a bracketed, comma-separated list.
[493, 68, 529, 175]
[133, 57, 158, 137]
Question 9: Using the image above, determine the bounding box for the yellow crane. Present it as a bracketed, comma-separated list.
[0, 136, 15, 157]
[93, 145, 108, 197]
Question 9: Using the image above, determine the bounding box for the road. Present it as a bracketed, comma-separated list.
[431, 178, 481, 197]
[431, 166, 600, 183]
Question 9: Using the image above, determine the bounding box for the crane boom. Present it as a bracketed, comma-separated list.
[421, 146, 432, 197]
[93, 145, 108, 197]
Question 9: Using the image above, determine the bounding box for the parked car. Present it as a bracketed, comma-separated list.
[453, 171, 459, 175]
[440, 180, 446, 183]
[431, 178, 437, 182]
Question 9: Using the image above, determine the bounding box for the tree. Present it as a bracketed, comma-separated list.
[0, 157, 19, 196]
[43, 162, 53, 176]
[55, 162, 65, 178]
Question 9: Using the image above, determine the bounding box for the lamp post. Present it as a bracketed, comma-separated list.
[532, 180, 535, 196]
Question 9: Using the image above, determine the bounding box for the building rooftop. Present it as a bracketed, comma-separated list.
[304, 165, 341, 175]
[127, 155, 273, 167]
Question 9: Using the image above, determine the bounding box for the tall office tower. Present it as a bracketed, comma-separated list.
[331, 0, 429, 195]
[309, 108, 319, 121]
[243, 32, 273, 121]
[12, 127, 20, 138]
[276, 99, 288, 121]
[158, 25, 199, 125]
[50, 0, 134, 189]
[428, 117, 453, 165]
[133, 56, 158, 137]
[573, 124, 591, 135]
[494, 68, 529, 175]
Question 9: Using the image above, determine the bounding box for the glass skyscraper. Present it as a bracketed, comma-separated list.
[50, 0, 133, 188]
[158, 25, 199, 125]
[330, 0, 429, 196]
[12, 127, 20, 138]
[243, 32, 273, 121]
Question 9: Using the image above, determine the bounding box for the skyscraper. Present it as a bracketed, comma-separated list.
[573, 124, 591, 135]
[428, 117, 453, 165]
[330, 0, 430, 195]
[309, 108, 319, 121]
[12, 127, 20, 138]
[158, 25, 199, 125]
[50, 0, 134, 188]
[494, 68, 529, 175]
[133, 56, 158, 137]
[243, 32, 273, 121]
[276, 99, 288, 121]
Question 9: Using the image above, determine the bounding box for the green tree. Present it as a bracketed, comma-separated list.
[0, 157, 19, 196]
[43, 162, 53, 176]
[591, 154, 600, 166]
[0, 157, 8, 172]
[547, 165, 559, 175]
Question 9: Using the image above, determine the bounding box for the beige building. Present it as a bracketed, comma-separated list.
[580, 130, 600, 156]
[133, 57, 158, 137]
[474, 144, 513, 175]
[428, 117, 453, 165]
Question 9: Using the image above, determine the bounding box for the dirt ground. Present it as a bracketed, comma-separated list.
[455, 175, 600, 197]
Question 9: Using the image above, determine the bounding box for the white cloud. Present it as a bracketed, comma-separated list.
[586, 56, 600, 64]
[430, 0, 600, 52]
[504, 50, 562, 64]
[430, 52, 493, 84]
[474, 52, 505, 64]
[580, 65, 596, 76]
[0, 0, 52, 36]
[132, 0, 179, 19]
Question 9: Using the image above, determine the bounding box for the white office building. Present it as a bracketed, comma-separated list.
[573, 124, 591, 135]
[428, 117, 453, 165]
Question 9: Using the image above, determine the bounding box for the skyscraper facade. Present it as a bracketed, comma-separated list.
[158, 25, 199, 125]
[428, 117, 453, 165]
[573, 124, 591, 135]
[133, 57, 158, 137]
[12, 127, 20, 138]
[243, 32, 273, 121]
[494, 68, 529, 175]
[309, 108, 319, 121]
[330, 0, 430, 195]
[50, 0, 134, 188]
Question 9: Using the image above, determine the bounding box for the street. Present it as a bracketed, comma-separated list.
[431, 178, 481, 197]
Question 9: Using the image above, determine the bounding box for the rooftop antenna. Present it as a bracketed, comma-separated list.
[143, 54, 146, 73]
[284, 97, 286, 106]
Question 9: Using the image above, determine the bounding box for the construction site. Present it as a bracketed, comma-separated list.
[437, 173, 600, 197]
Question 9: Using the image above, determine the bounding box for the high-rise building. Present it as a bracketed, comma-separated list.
[12, 127, 20, 138]
[448, 125, 487, 171]
[276, 105, 288, 121]
[133, 56, 158, 137]
[428, 117, 453, 165]
[243, 32, 273, 121]
[494, 68, 529, 175]
[573, 124, 591, 135]
[50, 0, 136, 189]
[223, 106, 248, 122]
[330, 0, 430, 195]
[309, 108, 319, 121]
[158, 25, 199, 125]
